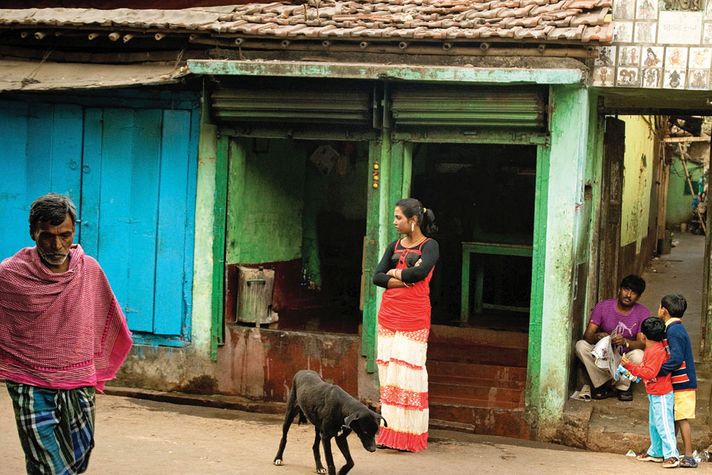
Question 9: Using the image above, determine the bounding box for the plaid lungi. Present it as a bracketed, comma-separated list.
[6, 382, 96, 475]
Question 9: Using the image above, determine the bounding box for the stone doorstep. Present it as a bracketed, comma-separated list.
[104, 386, 287, 415]
[105, 386, 531, 440]
[586, 410, 712, 454]
[558, 368, 712, 454]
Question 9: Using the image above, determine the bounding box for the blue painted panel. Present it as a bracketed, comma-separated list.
[126, 109, 161, 333]
[26, 104, 83, 207]
[49, 105, 83, 203]
[79, 108, 104, 252]
[154, 110, 191, 335]
[0, 100, 30, 260]
[181, 109, 200, 340]
[96, 109, 137, 328]
[0, 101, 83, 260]
[83, 108, 162, 334]
[25, 103, 54, 205]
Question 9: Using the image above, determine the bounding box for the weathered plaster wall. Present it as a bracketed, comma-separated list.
[667, 157, 705, 226]
[215, 325, 361, 401]
[227, 139, 307, 265]
[528, 85, 590, 437]
[620, 116, 656, 253]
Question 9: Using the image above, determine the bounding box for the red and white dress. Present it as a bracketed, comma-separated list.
[373, 238, 439, 452]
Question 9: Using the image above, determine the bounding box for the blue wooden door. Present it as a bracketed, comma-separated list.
[0, 101, 83, 257]
[80, 107, 195, 336]
[0, 100, 196, 341]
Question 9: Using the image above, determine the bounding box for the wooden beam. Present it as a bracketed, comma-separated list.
[663, 136, 710, 143]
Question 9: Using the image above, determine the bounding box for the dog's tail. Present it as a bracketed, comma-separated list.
[285, 379, 307, 426]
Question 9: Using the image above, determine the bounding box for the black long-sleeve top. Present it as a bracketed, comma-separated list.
[373, 239, 439, 288]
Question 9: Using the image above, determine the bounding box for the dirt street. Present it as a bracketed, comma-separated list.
[0, 390, 709, 475]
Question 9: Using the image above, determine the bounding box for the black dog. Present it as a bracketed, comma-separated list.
[273, 370, 386, 475]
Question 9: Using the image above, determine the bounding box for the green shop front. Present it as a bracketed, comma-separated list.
[190, 59, 596, 437]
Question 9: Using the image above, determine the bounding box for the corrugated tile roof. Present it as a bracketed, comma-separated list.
[0, 0, 613, 44]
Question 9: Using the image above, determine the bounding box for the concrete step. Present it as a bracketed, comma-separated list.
[430, 381, 524, 406]
[430, 373, 525, 390]
[430, 393, 523, 409]
[558, 367, 712, 453]
[586, 409, 651, 453]
[430, 324, 528, 350]
[427, 360, 527, 383]
[587, 408, 712, 454]
[428, 418, 476, 434]
[429, 403, 531, 439]
[427, 342, 528, 367]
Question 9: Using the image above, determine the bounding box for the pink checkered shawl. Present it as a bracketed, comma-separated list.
[0, 245, 132, 391]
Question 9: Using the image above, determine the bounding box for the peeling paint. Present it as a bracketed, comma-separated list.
[187, 60, 585, 85]
[528, 86, 591, 429]
[620, 116, 656, 251]
[216, 325, 360, 402]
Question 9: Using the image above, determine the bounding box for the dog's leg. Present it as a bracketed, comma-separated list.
[321, 435, 337, 475]
[312, 428, 326, 474]
[274, 389, 299, 466]
[335, 433, 354, 475]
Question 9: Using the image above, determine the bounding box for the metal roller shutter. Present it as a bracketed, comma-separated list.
[390, 86, 547, 130]
[211, 88, 372, 126]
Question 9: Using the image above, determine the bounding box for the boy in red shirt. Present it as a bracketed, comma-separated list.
[622, 317, 679, 468]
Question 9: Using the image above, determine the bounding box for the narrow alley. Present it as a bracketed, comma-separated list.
[639, 232, 706, 354]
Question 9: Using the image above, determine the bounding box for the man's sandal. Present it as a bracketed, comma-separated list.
[636, 453, 663, 462]
[617, 387, 634, 401]
[679, 455, 698, 468]
[592, 386, 615, 400]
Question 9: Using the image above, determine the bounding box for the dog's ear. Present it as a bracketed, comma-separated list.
[343, 413, 359, 430]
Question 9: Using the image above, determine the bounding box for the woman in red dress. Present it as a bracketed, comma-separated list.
[373, 198, 439, 452]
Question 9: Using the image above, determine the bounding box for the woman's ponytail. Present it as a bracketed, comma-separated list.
[420, 207, 438, 236]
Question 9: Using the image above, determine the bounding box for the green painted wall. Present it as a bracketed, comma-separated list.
[527, 85, 590, 434]
[666, 157, 704, 227]
[620, 116, 655, 253]
[226, 140, 307, 264]
[191, 121, 218, 355]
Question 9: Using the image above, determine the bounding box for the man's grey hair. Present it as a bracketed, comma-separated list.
[29, 193, 77, 238]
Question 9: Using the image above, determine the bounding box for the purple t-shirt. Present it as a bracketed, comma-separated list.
[590, 298, 650, 339]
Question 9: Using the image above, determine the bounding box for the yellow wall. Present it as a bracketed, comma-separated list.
[620, 116, 656, 252]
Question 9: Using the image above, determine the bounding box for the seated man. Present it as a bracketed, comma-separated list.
[575, 275, 649, 401]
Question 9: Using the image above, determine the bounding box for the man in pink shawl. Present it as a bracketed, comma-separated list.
[0, 193, 132, 475]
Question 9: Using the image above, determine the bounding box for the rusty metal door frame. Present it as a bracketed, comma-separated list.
[597, 117, 625, 302]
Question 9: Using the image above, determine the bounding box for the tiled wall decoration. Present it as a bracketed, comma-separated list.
[594, 0, 712, 89]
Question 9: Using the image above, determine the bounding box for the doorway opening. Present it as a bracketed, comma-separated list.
[224, 138, 369, 335]
[411, 142, 537, 333]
